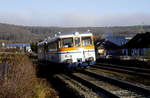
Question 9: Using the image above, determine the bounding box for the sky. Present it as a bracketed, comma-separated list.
[0, 0, 150, 27]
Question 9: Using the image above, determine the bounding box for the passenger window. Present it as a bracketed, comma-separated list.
[82, 37, 92, 46]
[62, 38, 73, 48]
[48, 42, 57, 51]
[74, 37, 80, 47]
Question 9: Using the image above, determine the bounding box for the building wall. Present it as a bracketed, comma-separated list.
[122, 48, 150, 58]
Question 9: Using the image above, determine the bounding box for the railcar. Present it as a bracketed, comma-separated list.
[38, 32, 96, 68]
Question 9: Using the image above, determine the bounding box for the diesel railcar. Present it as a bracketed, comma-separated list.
[38, 32, 96, 68]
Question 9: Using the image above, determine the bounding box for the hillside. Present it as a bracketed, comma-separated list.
[0, 23, 150, 42]
[0, 23, 34, 42]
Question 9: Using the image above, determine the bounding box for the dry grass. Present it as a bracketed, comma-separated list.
[35, 79, 58, 98]
[0, 53, 58, 98]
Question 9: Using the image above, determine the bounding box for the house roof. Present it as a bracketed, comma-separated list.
[96, 39, 120, 50]
[122, 32, 150, 48]
[105, 36, 130, 46]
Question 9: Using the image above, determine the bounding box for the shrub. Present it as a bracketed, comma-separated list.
[0, 53, 58, 98]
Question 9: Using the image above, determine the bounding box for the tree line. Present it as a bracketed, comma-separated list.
[0, 23, 150, 42]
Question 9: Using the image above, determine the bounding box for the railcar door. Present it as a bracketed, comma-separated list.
[74, 37, 84, 63]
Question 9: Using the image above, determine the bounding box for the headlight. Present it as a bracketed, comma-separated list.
[87, 57, 94, 62]
[65, 59, 73, 64]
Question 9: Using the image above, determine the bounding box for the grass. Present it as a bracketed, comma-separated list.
[35, 79, 58, 98]
[0, 51, 58, 98]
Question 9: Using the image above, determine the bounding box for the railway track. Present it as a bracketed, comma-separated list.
[67, 73, 119, 98]
[97, 63, 150, 73]
[38, 62, 150, 97]
[71, 70, 150, 98]
[93, 63, 150, 78]
[52, 72, 149, 98]
[52, 74, 100, 98]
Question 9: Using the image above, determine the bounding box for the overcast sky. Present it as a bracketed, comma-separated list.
[0, 0, 150, 27]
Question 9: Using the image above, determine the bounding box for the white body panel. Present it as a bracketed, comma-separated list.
[46, 48, 96, 64]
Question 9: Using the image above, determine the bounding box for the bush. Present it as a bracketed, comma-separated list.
[30, 42, 38, 53]
[0, 53, 58, 98]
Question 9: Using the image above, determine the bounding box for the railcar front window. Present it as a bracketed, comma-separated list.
[62, 38, 73, 48]
[82, 37, 92, 46]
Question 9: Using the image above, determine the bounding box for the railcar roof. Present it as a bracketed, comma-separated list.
[47, 32, 93, 42]
[58, 32, 93, 38]
[38, 32, 93, 45]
